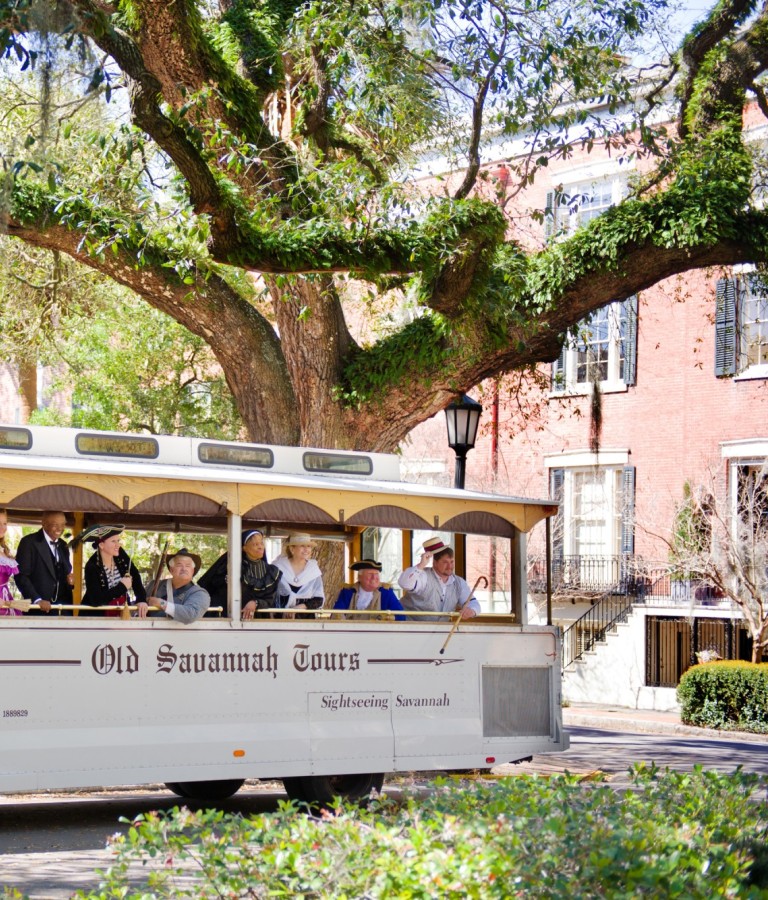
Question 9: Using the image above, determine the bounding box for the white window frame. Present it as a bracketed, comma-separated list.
[553, 301, 631, 396]
[722, 440, 768, 534]
[545, 451, 629, 558]
[546, 164, 628, 242]
[727, 266, 768, 381]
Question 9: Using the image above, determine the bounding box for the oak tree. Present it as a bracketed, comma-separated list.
[2, 0, 767, 451]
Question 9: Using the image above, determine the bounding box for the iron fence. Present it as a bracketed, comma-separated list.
[527, 555, 735, 670]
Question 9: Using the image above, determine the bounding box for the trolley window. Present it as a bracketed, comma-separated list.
[303, 451, 373, 475]
[0, 427, 32, 451]
[75, 433, 159, 459]
[198, 443, 274, 468]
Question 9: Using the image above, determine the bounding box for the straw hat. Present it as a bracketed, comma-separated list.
[285, 533, 317, 547]
[422, 535, 448, 554]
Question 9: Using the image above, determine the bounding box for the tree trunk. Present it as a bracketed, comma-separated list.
[17, 359, 37, 422]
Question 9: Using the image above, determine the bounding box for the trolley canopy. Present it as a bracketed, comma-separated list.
[0, 425, 557, 537]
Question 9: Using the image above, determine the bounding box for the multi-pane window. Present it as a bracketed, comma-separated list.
[552, 297, 637, 393]
[735, 462, 768, 536]
[545, 177, 623, 240]
[570, 469, 623, 557]
[715, 274, 768, 378]
[741, 289, 768, 368]
[550, 464, 635, 560]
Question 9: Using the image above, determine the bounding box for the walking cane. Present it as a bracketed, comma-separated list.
[439, 575, 488, 655]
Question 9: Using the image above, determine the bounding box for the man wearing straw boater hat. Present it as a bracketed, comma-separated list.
[333, 559, 405, 620]
[398, 536, 480, 621]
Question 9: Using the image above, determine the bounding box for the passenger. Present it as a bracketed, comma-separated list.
[197, 529, 283, 620]
[398, 536, 480, 621]
[14, 510, 74, 614]
[0, 509, 22, 617]
[139, 548, 210, 623]
[74, 524, 146, 617]
[333, 559, 406, 621]
[274, 533, 325, 615]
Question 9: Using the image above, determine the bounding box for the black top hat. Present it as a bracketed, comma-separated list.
[71, 524, 125, 549]
[350, 559, 382, 572]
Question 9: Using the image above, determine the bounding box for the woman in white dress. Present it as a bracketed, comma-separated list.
[274, 533, 325, 615]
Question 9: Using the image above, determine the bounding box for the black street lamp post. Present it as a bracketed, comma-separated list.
[444, 393, 483, 578]
[444, 394, 483, 490]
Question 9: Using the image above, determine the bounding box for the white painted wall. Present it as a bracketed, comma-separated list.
[559, 605, 745, 711]
[561, 608, 679, 711]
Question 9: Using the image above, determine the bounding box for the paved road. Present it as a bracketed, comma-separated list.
[515, 724, 768, 779]
[2, 725, 768, 898]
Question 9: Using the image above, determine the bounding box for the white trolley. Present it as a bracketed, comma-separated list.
[0, 425, 568, 804]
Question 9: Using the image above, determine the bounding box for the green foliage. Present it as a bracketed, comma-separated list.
[669, 480, 712, 573]
[0, 237, 243, 439]
[67, 767, 768, 898]
[528, 128, 753, 309]
[678, 661, 768, 732]
[54, 299, 244, 439]
[336, 312, 452, 407]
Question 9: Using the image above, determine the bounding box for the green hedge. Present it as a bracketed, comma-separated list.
[677, 661, 768, 732]
[60, 767, 768, 899]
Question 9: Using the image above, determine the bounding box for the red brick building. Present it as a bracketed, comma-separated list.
[402, 103, 768, 703]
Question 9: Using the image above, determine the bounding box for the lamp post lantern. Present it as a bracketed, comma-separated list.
[444, 393, 483, 490]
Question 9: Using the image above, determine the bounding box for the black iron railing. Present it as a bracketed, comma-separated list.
[526, 555, 732, 670]
[561, 590, 635, 670]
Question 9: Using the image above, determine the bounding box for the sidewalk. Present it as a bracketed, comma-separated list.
[563, 702, 768, 742]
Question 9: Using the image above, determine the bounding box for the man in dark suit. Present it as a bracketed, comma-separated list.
[15, 511, 74, 614]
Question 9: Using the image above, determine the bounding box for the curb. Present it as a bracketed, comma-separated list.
[563, 710, 768, 742]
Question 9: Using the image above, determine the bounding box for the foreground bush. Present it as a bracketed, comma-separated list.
[678, 661, 768, 732]
[73, 766, 768, 899]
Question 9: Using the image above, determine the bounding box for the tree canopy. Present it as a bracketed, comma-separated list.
[1, 0, 767, 451]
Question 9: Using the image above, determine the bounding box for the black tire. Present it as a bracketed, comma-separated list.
[288, 773, 384, 808]
[281, 776, 309, 803]
[165, 779, 245, 801]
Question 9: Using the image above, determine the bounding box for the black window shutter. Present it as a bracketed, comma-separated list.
[621, 295, 638, 386]
[551, 340, 567, 392]
[621, 465, 636, 554]
[715, 278, 737, 377]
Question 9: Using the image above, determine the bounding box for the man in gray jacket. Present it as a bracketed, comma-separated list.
[139, 548, 210, 623]
[398, 536, 480, 620]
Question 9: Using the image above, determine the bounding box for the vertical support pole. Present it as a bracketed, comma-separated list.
[510, 529, 527, 624]
[227, 511, 242, 621]
[455, 533, 466, 579]
[453, 449, 467, 579]
[545, 516, 553, 627]
[402, 530, 412, 571]
[71, 511, 84, 612]
[350, 530, 362, 567]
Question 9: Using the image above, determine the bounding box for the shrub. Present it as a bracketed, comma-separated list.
[67, 767, 768, 899]
[677, 661, 768, 732]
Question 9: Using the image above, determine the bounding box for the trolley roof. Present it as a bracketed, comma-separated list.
[0, 425, 557, 537]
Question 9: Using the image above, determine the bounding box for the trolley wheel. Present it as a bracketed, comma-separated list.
[283, 773, 384, 808]
[165, 779, 245, 801]
[281, 776, 309, 803]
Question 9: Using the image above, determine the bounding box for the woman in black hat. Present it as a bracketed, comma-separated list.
[197, 529, 283, 619]
[76, 525, 146, 617]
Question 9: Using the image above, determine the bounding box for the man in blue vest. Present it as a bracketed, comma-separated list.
[333, 559, 405, 620]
